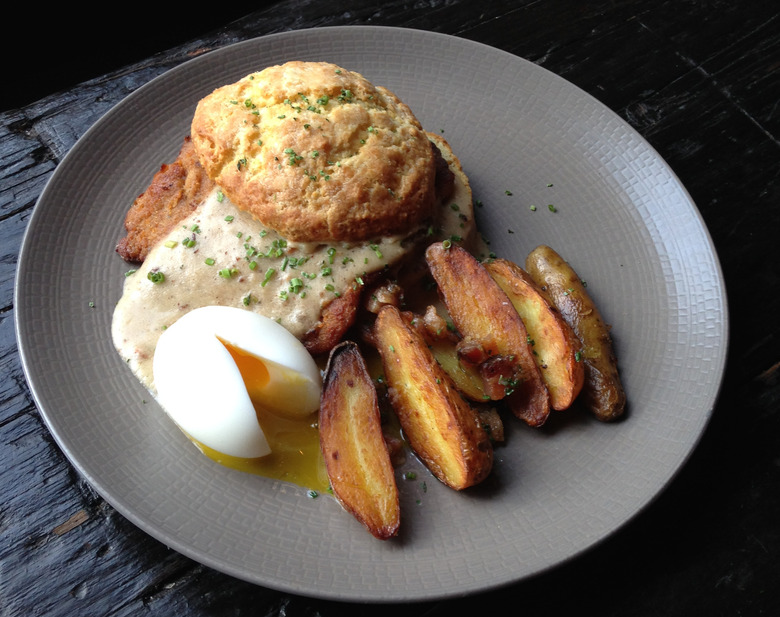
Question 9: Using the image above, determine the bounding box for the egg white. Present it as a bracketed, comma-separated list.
[152, 305, 322, 459]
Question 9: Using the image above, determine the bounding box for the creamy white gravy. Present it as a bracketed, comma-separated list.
[113, 170, 475, 391]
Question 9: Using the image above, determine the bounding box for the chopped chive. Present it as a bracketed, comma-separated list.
[261, 268, 276, 287]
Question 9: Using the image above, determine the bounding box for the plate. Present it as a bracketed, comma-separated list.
[15, 26, 727, 602]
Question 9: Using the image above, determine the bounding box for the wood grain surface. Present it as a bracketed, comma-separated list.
[2, 1, 778, 615]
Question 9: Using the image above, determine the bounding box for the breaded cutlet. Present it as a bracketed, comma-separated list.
[116, 136, 214, 263]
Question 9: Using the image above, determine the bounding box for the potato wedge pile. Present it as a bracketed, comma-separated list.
[319, 241, 626, 539]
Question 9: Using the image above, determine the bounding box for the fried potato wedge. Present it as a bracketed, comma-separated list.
[374, 305, 493, 490]
[428, 339, 487, 402]
[320, 341, 400, 540]
[402, 304, 487, 402]
[303, 283, 362, 356]
[525, 245, 627, 421]
[425, 242, 551, 427]
[485, 258, 585, 411]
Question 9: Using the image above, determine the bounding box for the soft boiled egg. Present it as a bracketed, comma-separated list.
[152, 305, 322, 459]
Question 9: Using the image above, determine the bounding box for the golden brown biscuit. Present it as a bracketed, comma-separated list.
[190, 61, 437, 242]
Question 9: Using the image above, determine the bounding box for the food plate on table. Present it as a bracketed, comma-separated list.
[15, 26, 727, 602]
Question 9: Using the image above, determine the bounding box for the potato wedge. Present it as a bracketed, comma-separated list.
[374, 305, 493, 490]
[485, 258, 585, 411]
[425, 241, 551, 426]
[429, 338, 487, 402]
[403, 304, 487, 402]
[303, 283, 362, 356]
[525, 245, 626, 421]
[320, 341, 400, 540]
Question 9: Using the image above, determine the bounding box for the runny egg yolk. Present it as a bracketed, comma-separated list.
[205, 340, 329, 492]
[151, 305, 325, 488]
[224, 338, 271, 396]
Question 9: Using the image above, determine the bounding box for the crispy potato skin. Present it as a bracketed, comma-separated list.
[485, 258, 585, 411]
[525, 245, 626, 421]
[374, 305, 493, 490]
[303, 284, 362, 356]
[320, 341, 400, 540]
[425, 242, 550, 427]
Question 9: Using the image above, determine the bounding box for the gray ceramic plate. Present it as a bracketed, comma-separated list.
[15, 26, 727, 602]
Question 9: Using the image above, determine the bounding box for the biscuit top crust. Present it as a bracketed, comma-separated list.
[190, 61, 437, 243]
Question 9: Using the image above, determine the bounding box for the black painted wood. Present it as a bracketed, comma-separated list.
[2, 2, 778, 615]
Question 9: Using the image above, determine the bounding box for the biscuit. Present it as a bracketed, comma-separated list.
[190, 61, 437, 243]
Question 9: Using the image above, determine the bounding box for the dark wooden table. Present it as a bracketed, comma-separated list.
[2, 2, 778, 615]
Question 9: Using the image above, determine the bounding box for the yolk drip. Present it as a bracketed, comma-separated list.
[195, 415, 329, 493]
[194, 340, 329, 493]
